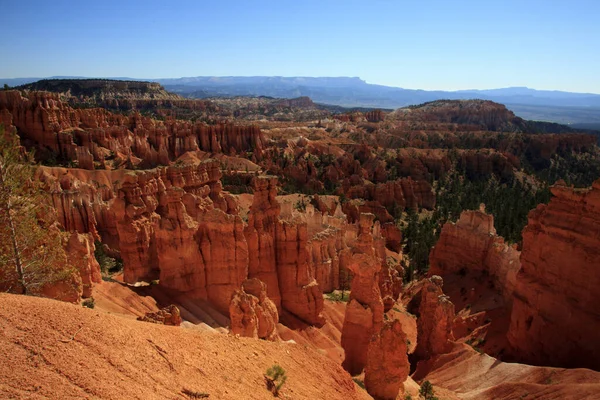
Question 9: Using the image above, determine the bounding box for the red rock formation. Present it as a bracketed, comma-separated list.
[414, 276, 455, 360]
[0, 216, 93, 304]
[229, 278, 279, 340]
[507, 180, 600, 370]
[379, 262, 403, 313]
[272, 96, 315, 108]
[308, 227, 343, 293]
[364, 110, 385, 123]
[245, 177, 325, 325]
[341, 213, 385, 375]
[276, 220, 325, 326]
[0, 90, 265, 169]
[244, 176, 282, 309]
[429, 208, 521, 301]
[364, 319, 410, 400]
[38, 160, 248, 315]
[344, 178, 436, 218]
[381, 222, 402, 252]
[64, 232, 102, 298]
[137, 305, 182, 326]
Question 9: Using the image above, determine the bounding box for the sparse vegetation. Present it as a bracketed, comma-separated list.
[419, 380, 439, 400]
[94, 240, 123, 275]
[352, 377, 365, 389]
[325, 290, 350, 302]
[294, 197, 307, 212]
[82, 297, 95, 309]
[265, 364, 287, 397]
[181, 388, 209, 398]
[0, 125, 73, 295]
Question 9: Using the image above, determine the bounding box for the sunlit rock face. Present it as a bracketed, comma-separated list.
[507, 180, 600, 370]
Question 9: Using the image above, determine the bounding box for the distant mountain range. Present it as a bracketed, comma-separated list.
[3, 76, 600, 125]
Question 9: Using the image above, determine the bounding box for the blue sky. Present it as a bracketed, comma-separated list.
[1, 0, 599, 93]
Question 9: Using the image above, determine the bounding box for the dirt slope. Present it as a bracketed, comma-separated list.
[414, 343, 600, 400]
[0, 293, 370, 400]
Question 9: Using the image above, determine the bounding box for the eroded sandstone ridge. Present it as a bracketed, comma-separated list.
[246, 177, 325, 326]
[229, 278, 279, 340]
[37, 166, 333, 325]
[414, 276, 455, 360]
[507, 179, 600, 370]
[341, 213, 385, 375]
[39, 161, 247, 314]
[429, 207, 521, 300]
[364, 319, 410, 400]
[0, 90, 264, 169]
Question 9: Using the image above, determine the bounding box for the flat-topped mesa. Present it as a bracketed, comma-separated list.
[507, 179, 600, 370]
[0, 90, 265, 169]
[341, 213, 386, 375]
[429, 207, 521, 301]
[392, 99, 522, 131]
[18, 79, 173, 99]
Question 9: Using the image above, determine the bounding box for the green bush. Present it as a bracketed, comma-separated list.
[419, 380, 438, 400]
[82, 297, 95, 309]
[265, 364, 287, 397]
[94, 241, 123, 275]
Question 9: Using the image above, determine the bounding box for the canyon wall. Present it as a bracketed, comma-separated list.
[38, 167, 338, 325]
[0, 90, 265, 169]
[429, 207, 521, 301]
[507, 180, 600, 370]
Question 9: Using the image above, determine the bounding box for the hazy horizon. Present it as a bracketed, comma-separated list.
[2, 0, 599, 93]
[5, 75, 600, 96]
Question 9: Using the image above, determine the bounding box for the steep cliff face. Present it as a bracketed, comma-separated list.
[429, 208, 521, 301]
[245, 177, 325, 326]
[38, 160, 248, 315]
[244, 177, 282, 310]
[0, 90, 265, 169]
[276, 220, 325, 326]
[344, 178, 436, 214]
[341, 213, 385, 375]
[364, 319, 410, 400]
[65, 232, 102, 298]
[507, 180, 600, 370]
[42, 168, 331, 325]
[414, 276, 455, 360]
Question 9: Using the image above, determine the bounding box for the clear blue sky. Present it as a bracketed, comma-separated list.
[2, 0, 599, 93]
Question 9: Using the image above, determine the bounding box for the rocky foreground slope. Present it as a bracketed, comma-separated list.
[0, 293, 369, 400]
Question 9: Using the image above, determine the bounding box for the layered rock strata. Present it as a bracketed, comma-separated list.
[414, 276, 455, 360]
[364, 319, 410, 400]
[507, 180, 600, 370]
[429, 207, 521, 301]
[0, 90, 265, 169]
[229, 278, 279, 340]
[341, 213, 385, 375]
